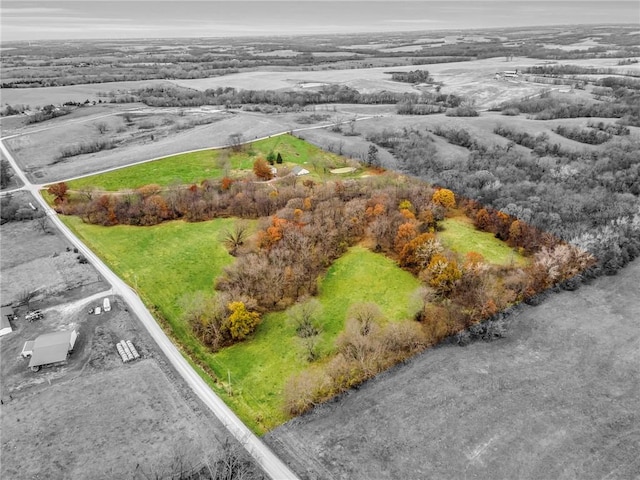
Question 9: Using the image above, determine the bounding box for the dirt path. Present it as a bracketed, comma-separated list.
[40, 289, 112, 317]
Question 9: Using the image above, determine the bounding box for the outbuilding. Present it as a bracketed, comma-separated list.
[0, 306, 15, 337]
[291, 165, 310, 176]
[24, 329, 78, 372]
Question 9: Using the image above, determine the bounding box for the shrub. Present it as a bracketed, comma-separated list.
[446, 105, 479, 117]
[227, 301, 261, 341]
[58, 139, 116, 159]
[501, 107, 520, 116]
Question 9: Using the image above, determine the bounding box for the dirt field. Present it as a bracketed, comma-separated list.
[0, 197, 108, 310]
[0, 193, 244, 479]
[4, 103, 390, 184]
[5, 54, 636, 185]
[171, 57, 638, 109]
[0, 79, 171, 109]
[266, 260, 640, 480]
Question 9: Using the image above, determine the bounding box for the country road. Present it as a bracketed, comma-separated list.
[0, 110, 383, 191]
[0, 136, 302, 480]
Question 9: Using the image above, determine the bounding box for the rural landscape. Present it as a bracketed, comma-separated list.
[1, 8, 639, 480]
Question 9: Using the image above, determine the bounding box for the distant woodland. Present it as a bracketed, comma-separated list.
[2, 25, 638, 88]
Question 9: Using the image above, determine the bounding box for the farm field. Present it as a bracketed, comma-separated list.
[0, 192, 109, 309]
[0, 79, 171, 108]
[5, 105, 373, 184]
[171, 56, 639, 109]
[266, 258, 640, 480]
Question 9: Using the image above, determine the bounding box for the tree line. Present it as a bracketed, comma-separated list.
[497, 90, 640, 126]
[52, 162, 591, 346]
[368, 126, 640, 276]
[116, 84, 466, 112]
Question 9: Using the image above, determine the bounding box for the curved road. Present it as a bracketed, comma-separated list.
[0, 137, 301, 479]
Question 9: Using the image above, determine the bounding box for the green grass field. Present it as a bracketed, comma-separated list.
[216, 245, 422, 430]
[438, 216, 529, 266]
[63, 216, 237, 326]
[65, 134, 351, 191]
[63, 216, 421, 433]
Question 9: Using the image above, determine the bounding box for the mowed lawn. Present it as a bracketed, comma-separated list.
[67, 149, 224, 191]
[63, 216, 422, 433]
[66, 134, 347, 191]
[438, 216, 529, 267]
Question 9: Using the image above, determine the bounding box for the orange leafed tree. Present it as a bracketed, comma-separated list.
[399, 232, 437, 269]
[220, 176, 234, 191]
[365, 203, 385, 218]
[253, 157, 274, 180]
[464, 251, 485, 267]
[394, 222, 418, 254]
[475, 208, 490, 230]
[137, 183, 162, 198]
[258, 215, 288, 249]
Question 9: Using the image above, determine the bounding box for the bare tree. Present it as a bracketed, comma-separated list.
[95, 121, 108, 134]
[79, 186, 97, 201]
[34, 211, 50, 234]
[227, 133, 245, 152]
[0, 159, 14, 188]
[346, 302, 384, 337]
[287, 297, 322, 338]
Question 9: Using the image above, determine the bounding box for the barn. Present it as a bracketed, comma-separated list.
[24, 329, 78, 372]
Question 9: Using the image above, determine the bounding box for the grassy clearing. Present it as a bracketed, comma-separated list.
[215, 246, 422, 430]
[65, 134, 351, 191]
[438, 217, 529, 266]
[66, 149, 224, 191]
[63, 216, 421, 433]
[62, 216, 237, 330]
[438, 216, 529, 266]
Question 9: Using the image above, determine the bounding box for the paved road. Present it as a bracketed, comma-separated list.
[0, 137, 301, 480]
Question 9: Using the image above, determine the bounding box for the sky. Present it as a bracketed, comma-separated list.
[1, 1, 639, 42]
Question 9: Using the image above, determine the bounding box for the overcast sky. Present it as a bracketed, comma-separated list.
[2, 1, 638, 42]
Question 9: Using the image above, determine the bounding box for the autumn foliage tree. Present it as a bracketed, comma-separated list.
[227, 301, 261, 340]
[425, 254, 462, 295]
[47, 182, 69, 205]
[394, 221, 418, 254]
[253, 157, 274, 180]
[398, 233, 440, 270]
[432, 188, 456, 209]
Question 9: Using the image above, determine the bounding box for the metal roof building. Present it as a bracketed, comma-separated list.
[28, 330, 78, 370]
[0, 306, 14, 337]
